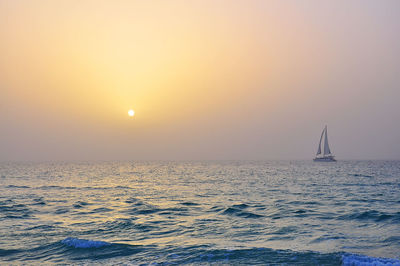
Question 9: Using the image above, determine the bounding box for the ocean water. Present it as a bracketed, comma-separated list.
[0, 161, 399, 265]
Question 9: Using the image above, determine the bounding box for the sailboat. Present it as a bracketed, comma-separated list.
[314, 126, 336, 162]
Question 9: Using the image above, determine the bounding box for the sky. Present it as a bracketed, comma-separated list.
[1, 0, 400, 161]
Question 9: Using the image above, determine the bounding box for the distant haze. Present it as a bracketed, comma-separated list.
[1, 1, 399, 161]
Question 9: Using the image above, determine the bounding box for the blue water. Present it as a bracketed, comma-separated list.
[0, 161, 399, 265]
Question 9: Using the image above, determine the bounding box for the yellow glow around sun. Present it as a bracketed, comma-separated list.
[128, 110, 135, 117]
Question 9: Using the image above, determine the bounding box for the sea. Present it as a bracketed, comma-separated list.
[0, 161, 399, 265]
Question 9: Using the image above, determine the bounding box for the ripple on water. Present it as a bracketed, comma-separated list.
[220, 206, 264, 219]
[73, 201, 90, 209]
[179, 202, 200, 206]
[338, 210, 400, 222]
[0, 203, 33, 219]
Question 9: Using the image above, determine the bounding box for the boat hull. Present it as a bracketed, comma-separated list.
[313, 156, 336, 162]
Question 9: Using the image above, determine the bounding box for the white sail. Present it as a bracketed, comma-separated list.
[316, 128, 324, 156]
[323, 126, 332, 155]
[314, 125, 336, 162]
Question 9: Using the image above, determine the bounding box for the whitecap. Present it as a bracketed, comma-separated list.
[342, 254, 400, 266]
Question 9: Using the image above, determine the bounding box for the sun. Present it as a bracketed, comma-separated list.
[128, 109, 135, 117]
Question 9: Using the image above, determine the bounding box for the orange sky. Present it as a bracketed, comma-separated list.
[1, 1, 400, 160]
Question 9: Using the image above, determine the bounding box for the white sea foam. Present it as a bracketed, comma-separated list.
[342, 254, 400, 266]
[61, 237, 111, 248]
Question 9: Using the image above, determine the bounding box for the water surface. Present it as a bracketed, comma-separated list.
[0, 161, 399, 265]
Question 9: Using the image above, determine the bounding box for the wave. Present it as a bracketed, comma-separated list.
[5, 185, 30, 189]
[342, 254, 400, 266]
[98, 219, 157, 233]
[0, 238, 143, 262]
[38, 185, 77, 190]
[32, 198, 46, 205]
[122, 199, 190, 217]
[0, 203, 33, 219]
[231, 203, 250, 209]
[35, 185, 132, 191]
[221, 207, 264, 219]
[25, 224, 56, 231]
[61, 237, 111, 248]
[1, 239, 399, 265]
[179, 201, 199, 206]
[350, 174, 374, 178]
[338, 210, 400, 222]
[73, 201, 90, 208]
[113, 185, 132, 189]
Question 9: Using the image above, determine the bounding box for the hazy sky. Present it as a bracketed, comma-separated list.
[1, 0, 399, 161]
